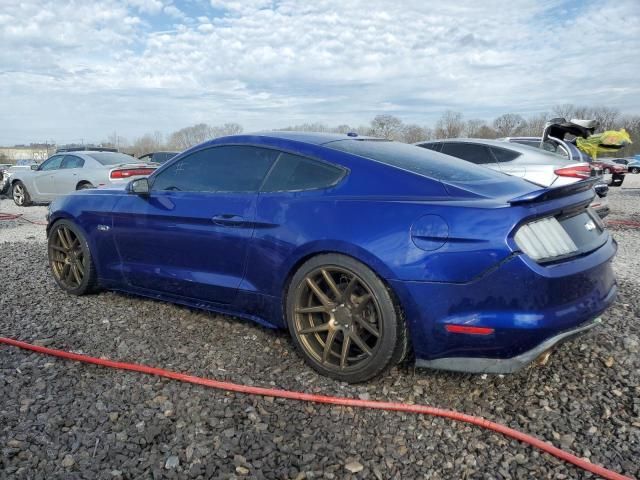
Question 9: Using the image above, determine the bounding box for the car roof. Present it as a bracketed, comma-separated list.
[227, 131, 376, 145]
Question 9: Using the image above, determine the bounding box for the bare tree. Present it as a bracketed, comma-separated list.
[129, 132, 164, 157]
[369, 114, 404, 140]
[167, 123, 214, 149]
[211, 122, 243, 137]
[492, 113, 526, 137]
[401, 124, 431, 143]
[465, 119, 489, 138]
[518, 112, 548, 136]
[435, 111, 464, 139]
[591, 106, 620, 131]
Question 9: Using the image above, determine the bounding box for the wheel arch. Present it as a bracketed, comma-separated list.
[76, 180, 93, 189]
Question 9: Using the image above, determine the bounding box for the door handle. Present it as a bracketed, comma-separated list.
[211, 214, 245, 226]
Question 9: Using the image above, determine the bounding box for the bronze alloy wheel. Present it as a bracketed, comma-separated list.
[49, 225, 87, 290]
[293, 266, 383, 371]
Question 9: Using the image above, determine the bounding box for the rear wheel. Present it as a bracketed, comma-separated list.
[12, 181, 31, 206]
[631, 167, 639, 174]
[48, 220, 98, 295]
[286, 254, 408, 383]
[77, 182, 94, 190]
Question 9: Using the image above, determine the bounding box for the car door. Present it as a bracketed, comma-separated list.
[32, 155, 65, 199]
[112, 145, 279, 304]
[440, 142, 501, 172]
[53, 155, 86, 195]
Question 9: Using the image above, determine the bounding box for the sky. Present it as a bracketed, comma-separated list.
[1, 0, 639, 145]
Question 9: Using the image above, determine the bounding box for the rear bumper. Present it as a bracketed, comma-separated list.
[416, 316, 602, 373]
[390, 235, 617, 371]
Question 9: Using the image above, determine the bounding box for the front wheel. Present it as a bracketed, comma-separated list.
[48, 220, 99, 295]
[12, 181, 32, 206]
[286, 254, 409, 383]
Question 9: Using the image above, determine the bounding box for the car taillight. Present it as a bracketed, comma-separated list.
[110, 168, 154, 179]
[514, 216, 578, 261]
[554, 164, 591, 179]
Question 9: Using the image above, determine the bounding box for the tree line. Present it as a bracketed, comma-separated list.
[107, 104, 640, 157]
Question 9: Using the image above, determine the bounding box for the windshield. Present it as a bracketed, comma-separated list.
[87, 152, 138, 165]
[326, 139, 506, 183]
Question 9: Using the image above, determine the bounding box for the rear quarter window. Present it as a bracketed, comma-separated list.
[326, 139, 501, 183]
[261, 153, 345, 192]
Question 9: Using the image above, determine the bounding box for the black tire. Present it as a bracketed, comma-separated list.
[77, 182, 95, 190]
[12, 181, 32, 206]
[631, 167, 639, 174]
[47, 220, 99, 295]
[286, 253, 409, 383]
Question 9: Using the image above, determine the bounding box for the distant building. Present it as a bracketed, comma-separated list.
[0, 144, 54, 164]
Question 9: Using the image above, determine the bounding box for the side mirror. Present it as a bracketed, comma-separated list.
[30, 164, 39, 170]
[130, 178, 150, 196]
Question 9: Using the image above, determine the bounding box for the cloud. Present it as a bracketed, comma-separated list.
[0, 0, 639, 143]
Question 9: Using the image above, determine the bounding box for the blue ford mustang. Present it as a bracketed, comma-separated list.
[46, 132, 617, 382]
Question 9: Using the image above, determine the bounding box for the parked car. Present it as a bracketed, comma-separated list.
[10, 151, 156, 206]
[138, 151, 179, 164]
[611, 158, 639, 174]
[46, 132, 617, 382]
[0, 164, 12, 195]
[593, 158, 627, 185]
[416, 138, 610, 218]
[1, 161, 41, 196]
[505, 118, 626, 187]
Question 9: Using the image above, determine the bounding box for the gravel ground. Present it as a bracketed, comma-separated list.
[1, 181, 639, 479]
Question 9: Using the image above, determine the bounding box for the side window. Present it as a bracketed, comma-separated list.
[440, 143, 493, 164]
[39, 155, 64, 171]
[152, 146, 278, 193]
[489, 147, 520, 163]
[61, 155, 85, 169]
[261, 153, 345, 192]
[418, 142, 443, 152]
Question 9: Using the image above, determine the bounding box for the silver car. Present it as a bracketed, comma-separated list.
[10, 151, 157, 206]
[416, 138, 610, 218]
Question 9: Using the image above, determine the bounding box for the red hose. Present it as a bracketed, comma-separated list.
[0, 337, 632, 480]
[0, 212, 48, 226]
[607, 219, 640, 228]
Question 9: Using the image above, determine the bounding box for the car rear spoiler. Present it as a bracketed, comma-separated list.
[508, 178, 597, 205]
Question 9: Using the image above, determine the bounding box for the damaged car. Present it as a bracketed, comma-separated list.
[46, 132, 617, 382]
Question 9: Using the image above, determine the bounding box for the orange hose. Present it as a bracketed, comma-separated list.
[0, 336, 633, 480]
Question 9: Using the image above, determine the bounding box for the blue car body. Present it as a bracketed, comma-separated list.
[47, 132, 617, 373]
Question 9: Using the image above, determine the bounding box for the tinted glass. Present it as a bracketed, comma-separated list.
[153, 152, 178, 164]
[440, 143, 493, 164]
[39, 155, 64, 171]
[261, 153, 345, 192]
[61, 155, 85, 169]
[418, 142, 442, 152]
[490, 147, 520, 163]
[87, 152, 138, 165]
[327, 140, 500, 182]
[152, 146, 278, 193]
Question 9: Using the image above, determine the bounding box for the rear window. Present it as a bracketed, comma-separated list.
[326, 139, 502, 183]
[87, 152, 138, 165]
